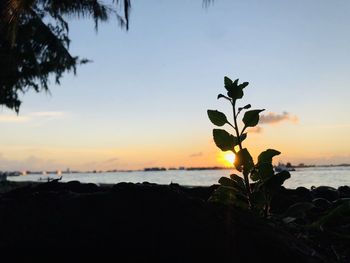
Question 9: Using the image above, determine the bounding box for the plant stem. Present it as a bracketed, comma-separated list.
[232, 101, 242, 150]
[232, 101, 252, 205]
[240, 126, 247, 137]
[227, 121, 235, 129]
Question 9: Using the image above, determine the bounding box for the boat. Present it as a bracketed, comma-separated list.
[274, 163, 296, 173]
[38, 176, 63, 182]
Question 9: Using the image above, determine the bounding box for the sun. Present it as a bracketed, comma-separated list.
[219, 152, 236, 167]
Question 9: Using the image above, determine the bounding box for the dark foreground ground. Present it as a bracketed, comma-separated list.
[0, 180, 349, 262]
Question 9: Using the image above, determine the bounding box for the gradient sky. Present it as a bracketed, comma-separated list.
[1, 0, 350, 171]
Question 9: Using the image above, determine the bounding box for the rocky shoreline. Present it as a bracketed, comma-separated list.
[0, 180, 349, 261]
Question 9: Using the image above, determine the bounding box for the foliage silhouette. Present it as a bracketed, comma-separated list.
[0, 0, 212, 112]
[207, 76, 290, 216]
[0, 0, 132, 112]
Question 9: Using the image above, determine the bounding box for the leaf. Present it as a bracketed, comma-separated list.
[230, 174, 246, 190]
[208, 186, 236, 205]
[244, 104, 252, 109]
[209, 186, 248, 208]
[217, 94, 231, 101]
[224, 76, 233, 90]
[251, 163, 274, 181]
[207, 110, 228, 126]
[224, 76, 244, 100]
[228, 87, 244, 100]
[257, 149, 281, 164]
[264, 170, 291, 192]
[242, 109, 265, 127]
[218, 175, 245, 192]
[212, 129, 239, 151]
[234, 148, 254, 173]
[251, 149, 280, 182]
[238, 104, 251, 111]
[250, 169, 260, 182]
[238, 82, 249, 89]
[218, 177, 236, 188]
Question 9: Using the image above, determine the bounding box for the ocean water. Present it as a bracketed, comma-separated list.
[8, 166, 350, 189]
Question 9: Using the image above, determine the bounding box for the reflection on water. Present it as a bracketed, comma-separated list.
[8, 166, 350, 189]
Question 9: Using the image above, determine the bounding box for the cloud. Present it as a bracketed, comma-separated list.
[103, 158, 119, 163]
[0, 111, 66, 123]
[260, 111, 298, 125]
[0, 115, 30, 123]
[29, 111, 65, 118]
[0, 153, 63, 171]
[246, 112, 297, 134]
[247, 126, 263, 133]
[189, 152, 203, 158]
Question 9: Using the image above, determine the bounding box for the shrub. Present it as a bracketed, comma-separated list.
[207, 76, 290, 216]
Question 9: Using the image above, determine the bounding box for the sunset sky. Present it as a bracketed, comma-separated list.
[1, 0, 350, 171]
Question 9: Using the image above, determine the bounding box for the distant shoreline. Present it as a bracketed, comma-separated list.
[3, 163, 350, 176]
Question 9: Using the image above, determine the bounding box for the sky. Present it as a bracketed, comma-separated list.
[1, 0, 350, 171]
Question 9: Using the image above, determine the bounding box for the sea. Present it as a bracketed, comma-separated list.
[7, 166, 350, 189]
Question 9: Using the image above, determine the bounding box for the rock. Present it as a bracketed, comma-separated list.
[65, 180, 99, 193]
[338, 186, 350, 198]
[312, 198, 332, 211]
[311, 186, 339, 202]
[295, 187, 313, 201]
[270, 186, 312, 214]
[332, 197, 350, 206]
[0, 182, 327, 262]
[180, 184, 218, 201]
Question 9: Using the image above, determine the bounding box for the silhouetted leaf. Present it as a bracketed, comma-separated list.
[264, 170, 291, 192]
[209, 186, 248, 208]
[224, 76, 233, 90]
[218, 177, 236, 188]
[242, 109, 265, 127]
[230, 174, 246, 190]
[234, 148, 254, 173]
[217, 94, 231, 101]
[224, 76, 244, 100]
[244, 104, 252, 109]
[219, 175, 246, 193]
[212, 129, 238, 151]
[258, 149, 281, 164]
[207, 110, 228, 126]
[251, 163, 274, 181]
[208, 186, 236, 205]
[238, 82, 249, 89]
[250, 170, 259, 182]
[228, 87, 244, 100]
[238, 104, 251, 112]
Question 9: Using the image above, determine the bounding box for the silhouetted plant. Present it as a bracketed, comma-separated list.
[207, 76, 290, 216]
